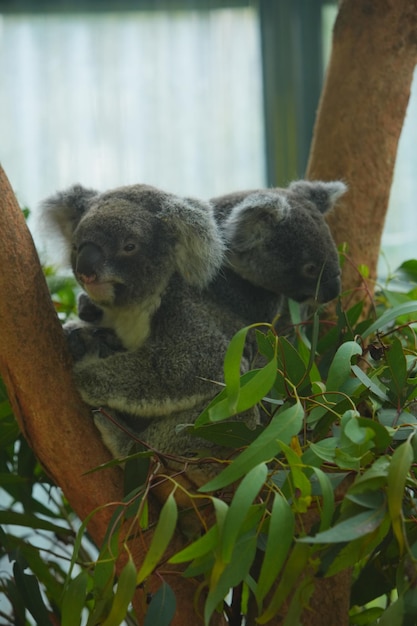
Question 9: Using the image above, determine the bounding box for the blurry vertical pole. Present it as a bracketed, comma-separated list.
[307, 0, 417, 303]
[258, 0, 324, 187]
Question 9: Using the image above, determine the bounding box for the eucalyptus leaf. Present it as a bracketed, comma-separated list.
[137, 492, 178, 584]
[219, 463, 267, 564]
[61, 571, 89, 626]
[387, 438, 414, 553]
[102, 556, 137, 626]
[362, 301, 417, 339]
[144, 582, 176, 626]
[199, 401, 304, 492]
[204, 533, 258, 626]
[298, 506, 386, 544]
[256, 493, 294, 606]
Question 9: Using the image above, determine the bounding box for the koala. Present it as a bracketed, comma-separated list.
[42, 184, 259, 462]
[207, 179, 346, 329]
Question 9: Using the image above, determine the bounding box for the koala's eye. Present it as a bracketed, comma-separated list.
[123, 243, 137, 253]
[302, 262, 318, 278]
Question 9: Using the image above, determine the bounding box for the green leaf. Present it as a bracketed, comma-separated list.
[137, 491, 178, 584]
[362, 301, 417, 339]
[199, 401, 304, 492]
[349, 456, 390, 493]
[192, 420, 263, 448]
[256, 493, 294, 606]
[257, 542, 312, 624]
[279, 441, 311, 512]
[169, 525, 218, 564]
[396, 259, 417, 283]
[325, 515, 390, 578]
[298, 506, 387, 544]
[209, 359, 278, 422]
[13, 561, 52, 626]
[61, 571, 89, 626]
[351, 364, 389, 401]
[310, 467, 335, 531]
[144, 582, 176, 626]
[377, 596, 404, 626]
[223, 325, 252, 410]
[204, 533, 258, 625]
[387, 437, 414, 554]
[326, 341, 362, 391]
[0, 510, 72, 535]
[275, 336, 307, 393]
[102, 555, 137, 626]
[219, 463, 267, 564]
[385, 337, 408, 403]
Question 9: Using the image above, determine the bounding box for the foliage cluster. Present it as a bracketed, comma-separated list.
[3, 258, 417, 624]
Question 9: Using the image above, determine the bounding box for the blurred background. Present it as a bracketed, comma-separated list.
[0, 0, 416, 274]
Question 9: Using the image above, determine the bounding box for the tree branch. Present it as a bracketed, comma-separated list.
[307, 0, 417, 302]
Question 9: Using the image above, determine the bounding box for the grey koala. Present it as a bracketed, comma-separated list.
[42, 184, 259, 462]
[207, 179, 346, 329]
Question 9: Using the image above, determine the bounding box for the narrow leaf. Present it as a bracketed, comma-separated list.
[169, 525, 218, 564]
[204, 534, 257, 625]
[102, 556, 137, 626]
[298, 506, 386, 544]
[257, 542, 311, 624]
[144, 582, 176, 626]
[310, 467, 335, 531]
[223, 325, 252, 410]
[137, 492, 178, 584]
[387, 438, 413, 554]
[61, 571, 89, 626]
[351, 364, 389, 401]
[256, 493, 294, 605]
[326, 341, 362, 391]
[220, 463, 267, 564]
[362, 301, 417, 339]
[13, 562, 52, 626]
[199, 401, 304, 492]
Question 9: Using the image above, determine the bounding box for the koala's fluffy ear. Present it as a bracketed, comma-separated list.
[288, 180, 347, 213]
[161, 195, 226, 287]
[41, 184, 98, 242]
[221, 191, 290, 252]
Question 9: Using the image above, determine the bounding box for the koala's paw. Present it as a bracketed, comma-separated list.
[64, 325, 124, 361]
[93, 328, 125, 357]
[64, 325, 93, 361]
[78, 293, 103, 324]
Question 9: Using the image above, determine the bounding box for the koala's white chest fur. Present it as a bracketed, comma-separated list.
[100, 295, 162, 350]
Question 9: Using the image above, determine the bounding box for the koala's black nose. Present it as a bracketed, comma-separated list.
[320, 273, 341, 303]
[76, 242, 104, 282]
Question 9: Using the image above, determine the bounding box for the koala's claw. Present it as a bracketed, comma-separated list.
[64, 325, 124, 361]
[65, 327, 91, 361]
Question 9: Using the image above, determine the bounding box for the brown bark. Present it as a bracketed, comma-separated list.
[307, 0, 417, 305]
[0, 164, 225, 625]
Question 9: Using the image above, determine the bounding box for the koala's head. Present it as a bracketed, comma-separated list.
[214, 180, 346, 304]
[42, 184, 225, 308]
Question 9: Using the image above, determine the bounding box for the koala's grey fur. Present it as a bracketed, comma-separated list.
[207, 180, 346, 329]
[42, 184, 259, 461]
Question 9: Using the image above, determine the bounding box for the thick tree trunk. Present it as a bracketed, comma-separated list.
[0, 164, 224, 625]
[307, 0, 417, 304]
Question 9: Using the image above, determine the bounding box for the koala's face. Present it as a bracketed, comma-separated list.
[43, 184, 225, 310]
[70, 196, 173, 308]
[216, 180, 346, 304]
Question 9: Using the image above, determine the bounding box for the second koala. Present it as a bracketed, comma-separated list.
[208, 179, 346, 329]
